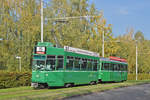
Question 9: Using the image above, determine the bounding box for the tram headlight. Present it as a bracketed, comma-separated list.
[36, 75, 39, 78]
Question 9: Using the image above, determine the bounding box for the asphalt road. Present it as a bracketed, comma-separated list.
[64, 84, 150, 100]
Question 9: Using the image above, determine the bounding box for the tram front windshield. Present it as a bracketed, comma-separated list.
[32, 60, 45, 70]
[32, 60, 56, 71]
[32, 55, 62, 71]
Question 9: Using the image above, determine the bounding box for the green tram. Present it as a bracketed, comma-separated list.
[31, 42, 128, 88]
[99, 57, 128, 82]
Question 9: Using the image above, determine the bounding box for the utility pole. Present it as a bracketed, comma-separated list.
[102, 30, 104, 57]
[136, 40, 138, 80]
[41, 0, 43, 42]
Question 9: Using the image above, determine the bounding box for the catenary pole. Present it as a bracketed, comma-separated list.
[136, 41, 138, 80]
[41, 0, 43, 42]
[102, 30, 104, 57]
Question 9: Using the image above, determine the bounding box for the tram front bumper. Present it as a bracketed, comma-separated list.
[31, 82, 38, 88]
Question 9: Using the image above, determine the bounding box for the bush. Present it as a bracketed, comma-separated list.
[128, 74, 150, 80]
[0, 71, 31, 89]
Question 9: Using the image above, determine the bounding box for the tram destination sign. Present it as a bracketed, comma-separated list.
[35, 46, 46, 54]
[64, 46, 99, 57]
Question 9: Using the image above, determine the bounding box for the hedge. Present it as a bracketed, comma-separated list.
[128, 74, 150, 80]
[0, 71, 31, 89]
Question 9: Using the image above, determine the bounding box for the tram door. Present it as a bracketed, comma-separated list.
[102, 62, 111, 81]
[121, 64, 124, 81]
[110, 63, 114, 81]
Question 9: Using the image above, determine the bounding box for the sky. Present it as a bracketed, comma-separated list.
[89, 0, 150, 40]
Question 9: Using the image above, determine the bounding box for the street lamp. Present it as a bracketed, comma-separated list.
[16, 56, 21, 72]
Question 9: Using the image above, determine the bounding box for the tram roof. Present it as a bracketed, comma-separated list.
[64, 46, 99, 57]
[100, 57, 127, 64]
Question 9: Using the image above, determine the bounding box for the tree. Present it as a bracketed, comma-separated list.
[134, 31, 144, 42]
[116, 28, 150, 73]
[0, 0, 130, 72]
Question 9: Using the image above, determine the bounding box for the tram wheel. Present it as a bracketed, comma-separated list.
[39, 84, 45, 89]
[65, 83, 72, 88]
[90, 81, 96, 85]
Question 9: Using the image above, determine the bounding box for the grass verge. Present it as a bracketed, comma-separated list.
[0, 80, 150, 100]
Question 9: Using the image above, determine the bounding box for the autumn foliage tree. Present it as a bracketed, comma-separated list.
[0, 0, 150, 74]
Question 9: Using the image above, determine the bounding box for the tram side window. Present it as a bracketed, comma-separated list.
[81, 59, 87, 71]
[87, 59, 92, 71]
[123, 65, 127, 71]
[57, 56, 64, 70]
[113, 64, 115, 71]
[120, 64, 123, 71]
[110, 63, 113, 71]
[114, 64, 118, 71]
[93, 60, 98, 71]
[74, 57, 80, 71]
[46, 55, 56, 70]
[112, 64, 115, 71]
[104, 63, 109, 70]
[116, 64, 119, 71]
[121, 64, 124, 71]
[125, 65, 128, 71]
[118, 64, 121, 71]
[66, 56, 74, 70]
[101, 63, 103, 70]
